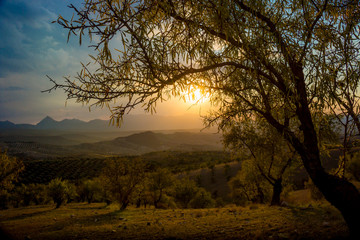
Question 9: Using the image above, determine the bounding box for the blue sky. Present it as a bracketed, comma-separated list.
[0, 0, 207, 124]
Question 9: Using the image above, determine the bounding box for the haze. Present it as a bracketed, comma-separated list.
[0, 0, 210, 127]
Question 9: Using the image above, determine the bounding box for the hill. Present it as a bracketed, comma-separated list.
[0, 203, 348, 239]
[1, 131, 223, 159]
[0, 114, 205, 132]
[74, 131, 223, 155]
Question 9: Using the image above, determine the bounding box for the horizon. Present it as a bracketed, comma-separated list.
[0, 0, 211, 125]
[1, 113, 205, 126]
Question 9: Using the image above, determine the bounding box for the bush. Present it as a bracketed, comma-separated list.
[0, 151, 24, 209]
[48, 178, 73, 208]
[172, 178, 198, 208]
[0, 190, 10, 209]
[101, 158, 145, 210]
[147, 168, 174, 208]
[77, 178, 102, 203]
[190, 188, 215, 208]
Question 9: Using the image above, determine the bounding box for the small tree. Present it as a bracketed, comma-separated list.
[229, 158, 271, 205]
[78, 178, 102, 203]
[147, 168, 174, 208]
[172, 178, 198, 208]
[101, 158, 145, 210]
[48, 178, 71, 208]
[0, 151, 24, 209]
[190, 188, 215, 209]
[224, 119, 298, 205]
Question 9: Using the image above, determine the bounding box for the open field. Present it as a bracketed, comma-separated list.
[0, 202, 348, 240]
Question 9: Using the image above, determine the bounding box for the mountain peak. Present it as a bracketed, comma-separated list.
[37, 116, 57, 127]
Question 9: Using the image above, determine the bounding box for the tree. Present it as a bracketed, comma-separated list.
[147, 168, 174, 208]
[190, 188, 215, 208]
[0, 151, 24, 192]
[172, 178, 198, 208]
[48, 0, 360, 236]
[0, 151, 24, 209]
[48, 178, 71, 208]
[229, 158, 271, 205]
[224, 119, 298, 205]
[100, 158, 145, 210]
[77, 178, 102, 203]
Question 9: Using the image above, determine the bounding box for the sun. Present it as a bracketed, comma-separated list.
[182, 86, 210, 104]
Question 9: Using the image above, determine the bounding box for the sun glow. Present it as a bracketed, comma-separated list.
[182, 86, 210, 104]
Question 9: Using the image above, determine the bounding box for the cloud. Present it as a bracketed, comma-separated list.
[0, 86, 25, 91]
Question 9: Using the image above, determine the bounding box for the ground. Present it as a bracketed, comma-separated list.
[0, 202, 348, 240]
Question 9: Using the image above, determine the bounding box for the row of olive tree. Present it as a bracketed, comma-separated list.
[100, 158, 215, 210]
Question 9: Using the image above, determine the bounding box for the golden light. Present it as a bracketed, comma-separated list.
[182, 85, 210, 104]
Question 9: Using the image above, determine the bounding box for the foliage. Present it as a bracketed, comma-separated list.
[0, 151, 24, 209]
[229, 159, 271, 206]
[19, 152, 230, 184]
[0, 150, 24, 191]
[49, 0, 360, 235]
[189, 188, 215, 209]
[224, 119, 299, 205]
[147, 168, 174, 208]
[77, 178, 102, 203]
[47, 178, 73, 208]
[172, 178, 199, 208]
[100, 158, 145, 210]
[10, 184, 49, 207]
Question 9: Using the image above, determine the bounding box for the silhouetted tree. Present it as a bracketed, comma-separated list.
[147, 168, 174, 208]
[224, 119, 298, 205]
[101, 158, 145, 210]
[48, 178, 72, 208]
[48, 1, 360, 236]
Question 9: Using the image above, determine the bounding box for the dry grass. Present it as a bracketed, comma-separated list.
[0, 201, 348, 240]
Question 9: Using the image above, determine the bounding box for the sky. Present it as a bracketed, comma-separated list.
[0, 0, 210, 125]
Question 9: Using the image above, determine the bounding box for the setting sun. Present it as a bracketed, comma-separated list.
[182, 86, 210, 104]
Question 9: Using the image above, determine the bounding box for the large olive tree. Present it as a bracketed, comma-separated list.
[47, 0, 360, 236]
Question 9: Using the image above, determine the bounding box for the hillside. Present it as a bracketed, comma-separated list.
[1, 131, 223, 159]
[74, 131, 223, 155]
[0, 203, 348, 239]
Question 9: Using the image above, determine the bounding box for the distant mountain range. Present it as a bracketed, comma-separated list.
[73, 131, 223, 155]
[0, 114, 205, 131]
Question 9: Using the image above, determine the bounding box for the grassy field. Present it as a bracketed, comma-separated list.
[0, 201, 348, 240]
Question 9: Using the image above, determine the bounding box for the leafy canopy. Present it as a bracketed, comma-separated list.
[47, 0, 360, 135]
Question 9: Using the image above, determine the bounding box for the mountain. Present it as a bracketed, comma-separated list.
[0, 114, 204, 132]
[36, 116, 58, 129]
[0, 120, 16, 128]
[73, 131, 223, 155]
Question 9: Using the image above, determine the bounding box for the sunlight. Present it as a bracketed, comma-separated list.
[182, 86, 210, 104]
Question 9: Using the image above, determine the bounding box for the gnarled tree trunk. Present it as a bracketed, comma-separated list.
[270, 178, 282, 206]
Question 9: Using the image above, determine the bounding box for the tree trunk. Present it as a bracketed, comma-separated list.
[293, 66, 360, 238]
[311, 168, 360, 239]
[270, 179, 282, 206]
[298, 120, 360, 238]
[120, 201, 129, 211]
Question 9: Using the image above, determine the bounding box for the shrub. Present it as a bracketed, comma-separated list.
[172, 178, 198, 208]
[100, 158, 145, 210]
[190, 188, 215, 208]
[77, 178, 102, 203]
[48, 178, 72, 208]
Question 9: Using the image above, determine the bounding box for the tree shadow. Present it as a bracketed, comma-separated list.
[4, 208, 54, 222]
